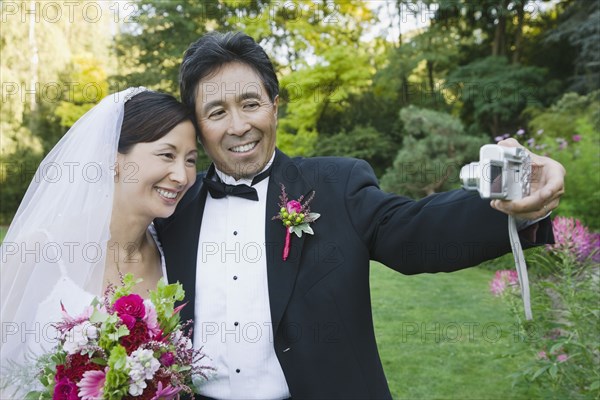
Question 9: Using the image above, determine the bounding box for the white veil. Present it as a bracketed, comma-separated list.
[0, 87, 146, 393]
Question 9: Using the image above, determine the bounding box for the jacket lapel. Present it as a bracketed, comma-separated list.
[265, 150, 312, 334]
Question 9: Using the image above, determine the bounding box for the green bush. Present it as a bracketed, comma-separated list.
[518, 91, 600, 229]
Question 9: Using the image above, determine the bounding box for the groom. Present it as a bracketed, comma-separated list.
[155, 31, 564, 399]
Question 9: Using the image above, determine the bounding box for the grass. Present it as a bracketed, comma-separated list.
[0, 226, 7, 242]
[371, 261, 543, 399]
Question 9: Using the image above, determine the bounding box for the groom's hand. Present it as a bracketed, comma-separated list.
[490, 138, 566, 221]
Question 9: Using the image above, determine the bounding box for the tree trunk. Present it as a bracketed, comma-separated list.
[512, 0, 526, 64]
[491, 114, 500, 139]
[427, 59, 435, 102]
[492, 0, 510, 57]
[28, 0, 39, 112]
[395, 2, 410, 104]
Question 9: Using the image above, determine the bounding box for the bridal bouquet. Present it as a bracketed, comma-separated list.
[27, 274, 208, 400]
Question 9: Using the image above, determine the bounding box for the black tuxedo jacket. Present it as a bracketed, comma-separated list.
[155, 149, 552, 399]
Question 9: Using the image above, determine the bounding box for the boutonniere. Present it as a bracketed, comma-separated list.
[272, 183, 320, 261]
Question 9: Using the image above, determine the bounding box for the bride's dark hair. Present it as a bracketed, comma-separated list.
[118, 91, 197, 154]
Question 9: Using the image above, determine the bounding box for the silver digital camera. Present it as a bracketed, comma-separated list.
[460, 144, 531, 200]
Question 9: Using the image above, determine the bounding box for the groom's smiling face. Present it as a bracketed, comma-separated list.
[194, 62, 278, 180]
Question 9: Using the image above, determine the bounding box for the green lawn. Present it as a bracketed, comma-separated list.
[0, 226, 7, 242]
[371, 262, 543, 399]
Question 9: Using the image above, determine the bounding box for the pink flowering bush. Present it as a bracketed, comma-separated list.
[492, 217, 599, 397]
[546, 216, 600, 263]
[489, 270, 519, 296]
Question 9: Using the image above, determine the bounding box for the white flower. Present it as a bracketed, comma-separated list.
[126, 348, 160, 395]
[172, 330, 192, 350]
[63, 322, 97, 354]
[128, 379, 147, 396]
[85, 325, 98, 340]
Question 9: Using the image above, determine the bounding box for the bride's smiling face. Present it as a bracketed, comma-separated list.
[115, 120, 198, 219]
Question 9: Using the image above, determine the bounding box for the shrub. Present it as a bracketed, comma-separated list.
[493, 217, 600, 398]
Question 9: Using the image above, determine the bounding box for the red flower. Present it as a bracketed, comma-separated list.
[53, 377, 79, 400]
[114, 294, 146, 320]
[120, 320, 150, 354]
[120, 314, 136, 330]
[56, 353, 103, 383]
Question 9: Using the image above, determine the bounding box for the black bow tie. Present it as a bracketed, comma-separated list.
[203, 165, 272, 201]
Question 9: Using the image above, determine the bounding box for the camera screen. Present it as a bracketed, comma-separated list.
[490, 164, 503, 194]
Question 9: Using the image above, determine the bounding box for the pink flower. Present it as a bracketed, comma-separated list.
[53, 377, 79, 400]
[537, 351, 548, 360]
[572, 134, 582, 142]
[556, 137, 568, 150]
[114, 294, 146, 320]
[56, 304, 95, 334]
[286, 200, 302, 214]
[557, 354, 568, 363]
[61, 304, 93, 325]
[160, 351, 175, 367]
[516, 128, 525, 136]
[547, 217, 600, 262]
[490, 270, 519, 296]
[77, 368, 106, 400]
[151, 381, 181, 400]
[143, 299, 161, 338]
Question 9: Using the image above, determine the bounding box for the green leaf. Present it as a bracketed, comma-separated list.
[112, 273, 142, 303]
[24, 391, 44, 400]
[309, 212, 320, 221]
[108, 325, 130, 342]
[291, 225, 304, 238]
[549, 364, 558, 380]
[531, 365, 551, 381]
[91, 357, 108, 366]
[549, 342, 565, 354]
[104, 345, 129, 399]
[89, 309, 108, 323]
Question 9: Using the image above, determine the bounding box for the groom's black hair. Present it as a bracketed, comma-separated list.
[179, 31, 279, 112]
[119, 91, 198, 154]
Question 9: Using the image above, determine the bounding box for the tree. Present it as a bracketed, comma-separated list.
[113, 1, 218, 94]
[307, 125, 396, 178]
[380, 106, 486, 198]
[544, 0, 600, 93]
[425, 0, 542, 62]
[0, 1, 115, 221]
[447, 56, 546, 138]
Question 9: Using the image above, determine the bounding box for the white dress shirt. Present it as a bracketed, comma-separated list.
[194, 155, 290, 399]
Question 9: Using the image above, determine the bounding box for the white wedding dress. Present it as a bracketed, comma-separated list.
[0, 224, 167, 397]
[0, 88, 167, 398]
[33, 224, 167, 354]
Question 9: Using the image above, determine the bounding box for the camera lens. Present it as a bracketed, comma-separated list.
[460, 163, 479, 190]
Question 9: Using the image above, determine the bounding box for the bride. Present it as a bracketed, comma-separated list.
[0, 87, 198, 394]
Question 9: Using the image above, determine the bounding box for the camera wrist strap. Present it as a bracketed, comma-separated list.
[508, 215, 533, 320]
